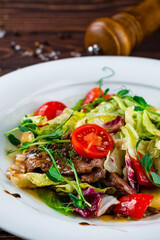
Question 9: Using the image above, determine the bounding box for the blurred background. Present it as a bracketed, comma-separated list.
[0, 0, 160, 77]
[0, 0, 160, 239]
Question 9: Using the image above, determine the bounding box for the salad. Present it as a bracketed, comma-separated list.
[5, 80, 160, 220]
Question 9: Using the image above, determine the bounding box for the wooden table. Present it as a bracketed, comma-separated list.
[0, 0, 160, 239]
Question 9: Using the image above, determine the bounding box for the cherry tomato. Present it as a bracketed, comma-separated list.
[114, 193, 153, 219]
[82, 88, 104, 106]
[35, 101, 66, 120]
[103, 93, 115, 99]
[72, 124, 114, 159]
[131, 153, 156, 187]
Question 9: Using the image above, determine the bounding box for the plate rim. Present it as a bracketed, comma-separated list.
[1, 56, 160, 240]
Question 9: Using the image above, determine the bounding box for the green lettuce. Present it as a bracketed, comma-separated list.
[21, 115, 48, 126]
[143, 110, 160, 137]
[112, 96, 127, 112]
[54, 182, 115, 196]
[121, 123, 139, 159]
[36, 188, 74, 213]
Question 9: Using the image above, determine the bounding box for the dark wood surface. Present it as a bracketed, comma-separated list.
[0, 0, 160, 239]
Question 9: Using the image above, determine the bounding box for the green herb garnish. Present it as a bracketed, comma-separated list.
[117, 89, 130, 98]
[6, 112, 74, 154]
[72, 99, 84, 111]
[41, 146, 91, 210]
[8, 134, 21, 146]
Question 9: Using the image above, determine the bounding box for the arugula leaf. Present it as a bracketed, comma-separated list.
[141, 153, 153, 172]
[72, 99, 84, 111]
[150, 172, 160, 186]
[8, 134, 21, 146]
[117, 89, 129, 97]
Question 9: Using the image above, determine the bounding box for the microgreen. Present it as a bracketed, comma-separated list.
[80, 97, 110, 112]
[141, 153, 153, 172]
[133, 96, 148, 107]
[125, 95, 160, 117]
[72, 99, 84, 111]
[102, 88, 109, 97]
[7, 134, 21, 146]
[5, 119, 40, 136]
[135, 137, 160, 187]
[117, 89, 130, 98]
[137, 151, 160, 187]
[6, 112, 74, 154]
[136, 137, 150, 161]
[41, 146, 91, 210]
[150, 172, 160, 187]
[134, 106, 144, 112]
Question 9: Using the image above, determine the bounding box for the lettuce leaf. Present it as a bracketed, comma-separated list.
[125, 106, 135, 127]
[147, 138, 160, 175]
[42, 108, 85, 133]
[54, 182, 115, 195]
[143, 110, 160, 137]
[121, 123, 139, 159]
[112, 96, 127, 112]
[36, 188, 74, 213]
[11, 173, 62, 188]
[104, 147, 125, 175]
[21, 115, 48, 126]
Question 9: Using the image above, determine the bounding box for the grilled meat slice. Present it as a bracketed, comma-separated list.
[143, 207, 160, 218]
[81, 167, 106, 183]
[25, 143, 106, 183]
[25, 149, 53, 173]
[100, 172, 135, 198]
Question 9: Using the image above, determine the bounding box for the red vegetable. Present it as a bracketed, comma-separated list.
[114, 193, 154, 219]
[72, 124, 114, 159]
[72, 187, 102, 218]
[35, 101, 66, 120]
[131, 153, 155, 187]
[82, 87, 113, 112]
[82, 88, 104, 106]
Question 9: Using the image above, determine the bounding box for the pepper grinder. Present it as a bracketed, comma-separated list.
[85, 0, 160, 55]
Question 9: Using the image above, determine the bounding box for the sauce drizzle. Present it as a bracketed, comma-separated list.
[79, 222, 90, 226]
[4, 190, 21, 198]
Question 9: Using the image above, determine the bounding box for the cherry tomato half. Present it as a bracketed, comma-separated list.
[35, 101, 67, 120]
[114, 193, 153, 219]
[131, 153, 156, 187]
[72, 124, 114, 159]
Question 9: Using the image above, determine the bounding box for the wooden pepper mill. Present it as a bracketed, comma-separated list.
[85, 0, 160, 55]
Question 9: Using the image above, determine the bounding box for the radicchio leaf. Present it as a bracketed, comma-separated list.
[71, 187, 119, 218]
[125, 153, 139, 193]
[71, 187, 102, 218]
[94, 116, 124, 134]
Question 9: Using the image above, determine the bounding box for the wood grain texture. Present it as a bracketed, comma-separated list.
[0, 0, 160, 239]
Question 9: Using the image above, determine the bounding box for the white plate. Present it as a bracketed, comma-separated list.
[0, 56, 160, 240]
